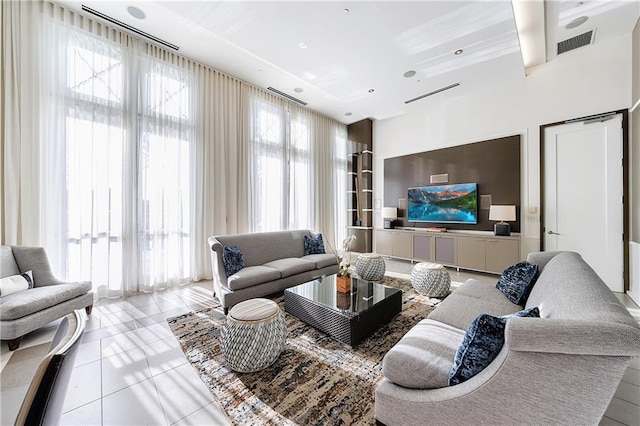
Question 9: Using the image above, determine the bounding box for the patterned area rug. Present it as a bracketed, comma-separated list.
[167, 276, 445, 425]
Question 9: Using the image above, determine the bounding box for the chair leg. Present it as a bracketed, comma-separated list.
[85, 304, 93, 315]
[7, 336, 23, 351]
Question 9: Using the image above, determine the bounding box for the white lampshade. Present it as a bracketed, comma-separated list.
[382, 207, 398, 220]
[489, 205, 516, 222]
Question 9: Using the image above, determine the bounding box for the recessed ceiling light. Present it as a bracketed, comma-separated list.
[299, 42, 308, 49]
[294, 87, 304, 93]
[345, 112, 352, 116]
[403, 70, 416, 78]
[127, 6, 146, 20]
[368, 88, 375, 93]
[343, 8, 350, 14]
[454, 49, 464, 55]
[565, 16, 588, 29]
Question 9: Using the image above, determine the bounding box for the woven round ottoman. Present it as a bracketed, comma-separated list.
[355, 253, 386, 281]
[220, 298, 287, 373]
[411, 262, 451, 297]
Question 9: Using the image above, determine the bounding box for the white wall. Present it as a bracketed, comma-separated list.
[373, 35, 633, 259]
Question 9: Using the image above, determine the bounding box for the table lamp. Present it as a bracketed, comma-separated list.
[383, 207, 398, 229]
[489, 205, 516, 236]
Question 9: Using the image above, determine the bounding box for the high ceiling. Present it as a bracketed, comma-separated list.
[56, 1, 640, 125]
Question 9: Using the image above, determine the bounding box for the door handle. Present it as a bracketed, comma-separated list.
[547, 231, 560, 235]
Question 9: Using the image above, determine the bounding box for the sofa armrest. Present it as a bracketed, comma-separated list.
[505, 317, 640, 356]
[11, 246, 65, 287]
[376, 345, 630, 425]
[207, 237, 228, 288]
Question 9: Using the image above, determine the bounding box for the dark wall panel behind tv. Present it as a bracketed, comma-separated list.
[384, 135, 520, 232]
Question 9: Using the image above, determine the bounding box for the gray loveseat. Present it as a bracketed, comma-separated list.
[1, 246, 93, 350]
[376, 251, 640, 425]
[208, 230, 338, 312]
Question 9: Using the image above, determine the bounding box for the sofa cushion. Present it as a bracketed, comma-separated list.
[496, 261, 539, 305]
[382, 319, 465, 389]
[301, 253, 338, 269]
[303, 234, 326, 255]
[428, 280, 521, 330]
[0, 281, 92, 321]
[448, 307, 540, 386]
[222, 246, 244, 277]
[0, 271, 34, 296]
[262, 258, 316, 278]
[226, 266, 282, 291]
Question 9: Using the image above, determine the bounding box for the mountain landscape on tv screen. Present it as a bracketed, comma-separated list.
[407, 183, 477, 224]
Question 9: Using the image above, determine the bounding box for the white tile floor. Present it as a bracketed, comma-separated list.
[0, 281, 230, 426]
[1, 259, 639, 426]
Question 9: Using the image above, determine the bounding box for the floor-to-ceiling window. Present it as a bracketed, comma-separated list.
[42, 20, 195, 297]
[248, 96, 344, 240]
[3, 2, 347, 292]
[248, 97, 288, 232]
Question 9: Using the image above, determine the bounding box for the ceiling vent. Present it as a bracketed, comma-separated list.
[267, 87, 308, 105]
[81, 5, 179, 50]
[404, 83, 460, 104]
[557, 30, 595, 55]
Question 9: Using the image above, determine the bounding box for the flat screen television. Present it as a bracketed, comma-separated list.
[407, 182, 478, 224]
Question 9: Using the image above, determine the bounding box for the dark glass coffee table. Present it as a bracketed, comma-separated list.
[284, 275, 402, 346]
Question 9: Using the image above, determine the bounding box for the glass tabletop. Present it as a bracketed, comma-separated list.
[285, 275, 402, 317]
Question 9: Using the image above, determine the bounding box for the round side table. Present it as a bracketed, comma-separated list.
[355, 253, 386, 281]
[411, 262, 451, 297]
[220, 298, 287, 373]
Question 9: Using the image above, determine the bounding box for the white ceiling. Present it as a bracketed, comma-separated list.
[56, 1, 640, 125]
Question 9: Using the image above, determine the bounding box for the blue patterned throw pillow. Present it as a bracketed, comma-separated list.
[222, 246, 244, 277]
[496, 261, 539, 305]
[304, 234, 325, 255]
[448, 307, 540, 386]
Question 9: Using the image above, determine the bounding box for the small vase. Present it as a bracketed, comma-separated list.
[336, 275, 351, 293]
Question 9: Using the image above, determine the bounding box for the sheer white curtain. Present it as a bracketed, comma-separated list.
[309, 111, 348, 253]
[40, 12, 196, 297]
[1, 1, 42, 245]
[136, 54, 195, 291]
[247, 92, 347, 251]
[193, 69, 248, 280]
[5, 1, 347, 287]
[289, 107, 312, 229]
[247, 89, 288, 232]
[41, 18, 130, 297]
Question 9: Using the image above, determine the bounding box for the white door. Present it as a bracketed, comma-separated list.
[544, 114, 623, 292]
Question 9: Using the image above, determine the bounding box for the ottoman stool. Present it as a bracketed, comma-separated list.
[411, 262, 451, 297]
[220, 298, 287, 373]
[355, 253, 386, 281]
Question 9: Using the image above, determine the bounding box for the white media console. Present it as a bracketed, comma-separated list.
[375, 227, 521, 275]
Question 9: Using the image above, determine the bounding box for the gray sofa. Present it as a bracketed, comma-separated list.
[1, 246, 93, 350]
[376, 251, 640, 425]
[208, 230, 338, 312]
